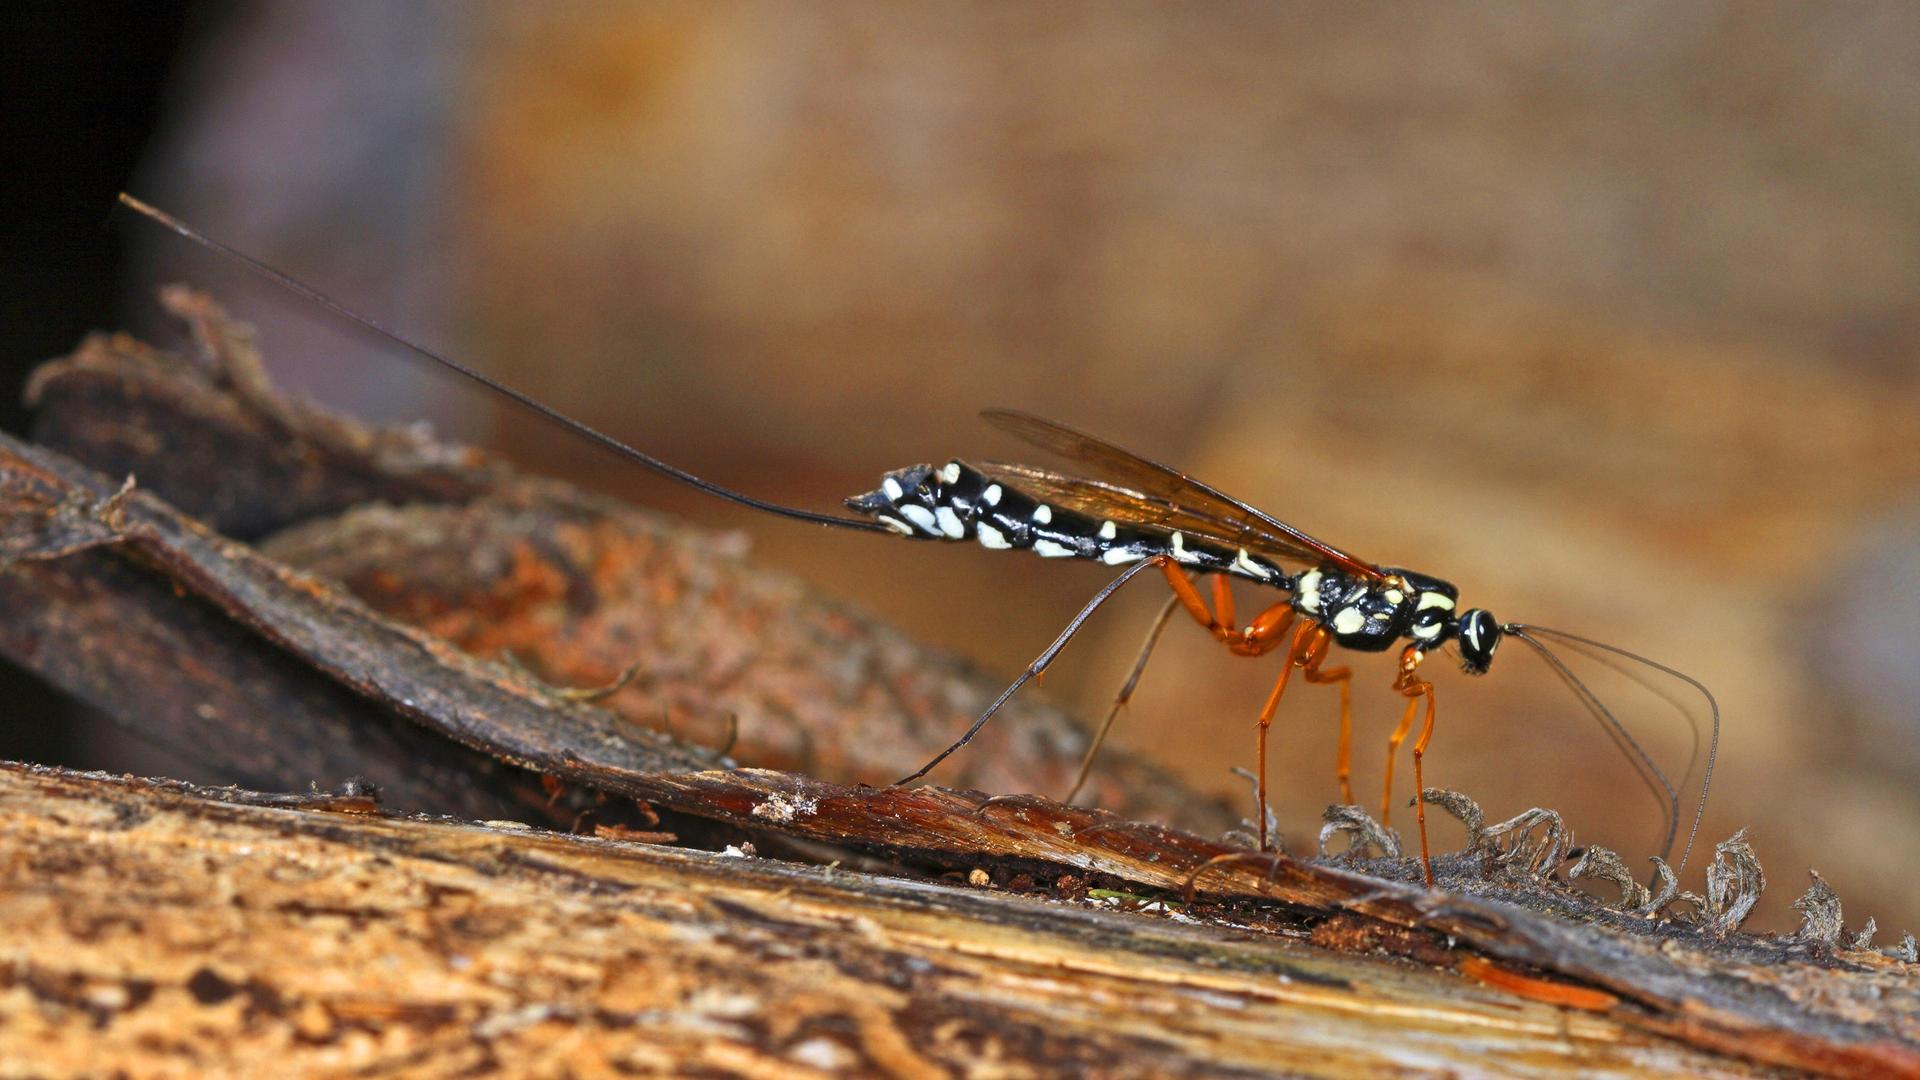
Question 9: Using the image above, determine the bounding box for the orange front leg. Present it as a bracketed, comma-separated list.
[1381, 704, 1415, 825]
[1408, 679, 1438, 889]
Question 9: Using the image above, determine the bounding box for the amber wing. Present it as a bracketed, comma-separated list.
[979, 409, 1383, 581]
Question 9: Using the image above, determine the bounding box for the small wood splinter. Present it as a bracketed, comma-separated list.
[1457, 956, 1620, 1012]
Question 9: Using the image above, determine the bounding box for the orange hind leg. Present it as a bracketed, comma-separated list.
[1157, 563, 1361, 852]
[1248, 622, 1320, 851]
[1387, 645, 1438, 887]
[1298, 630, 1354, 805]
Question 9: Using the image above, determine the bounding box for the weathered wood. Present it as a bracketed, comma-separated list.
[0, 763, 1808, 1079]
[4, 292, 1919, 1078]
[0, 538, 536, 822]
[25, 286, 497, 540]
[0, 426, 715, 785]
[1, 438, 1914, 1075]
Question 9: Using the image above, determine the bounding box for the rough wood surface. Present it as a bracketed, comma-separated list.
[0, 763, 1813, 1079]
[25, 285, 497, 540]
[5, 436, 1918, 1079]
[3, 292, 1918, 1078]
[0, 535, 537, 822]
[0, 424, 713, 784]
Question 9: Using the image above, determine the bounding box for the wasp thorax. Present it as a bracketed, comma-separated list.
[1295, 566, 1466, 654]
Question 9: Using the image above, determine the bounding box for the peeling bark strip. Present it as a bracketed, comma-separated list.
[0, 764, 1850, 1079]
[24, 289, 1230, 824]
[0, 535, 539, 822]
[25, 287, 497, 540]
[0, 429, 715, 782]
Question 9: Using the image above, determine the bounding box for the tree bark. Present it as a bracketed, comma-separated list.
[2, 291, 1916, 1078]
[0, 762, 1866, 1079]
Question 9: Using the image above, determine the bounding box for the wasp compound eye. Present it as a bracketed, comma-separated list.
[1456, 609, 1501, 674]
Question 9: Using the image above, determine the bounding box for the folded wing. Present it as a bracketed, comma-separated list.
[980, 409, 1382, 580]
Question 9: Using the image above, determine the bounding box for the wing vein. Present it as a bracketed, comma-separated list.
[979, 409, 1380, 579]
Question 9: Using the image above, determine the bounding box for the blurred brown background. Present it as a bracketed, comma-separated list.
[10, 3, 1919, 931]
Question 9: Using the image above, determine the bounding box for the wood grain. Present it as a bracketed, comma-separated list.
[0, 764, 1802, 1079]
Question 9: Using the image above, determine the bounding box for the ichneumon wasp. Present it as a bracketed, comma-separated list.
[115, 193, 1721, 888]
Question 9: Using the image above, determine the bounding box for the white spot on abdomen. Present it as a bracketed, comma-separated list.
[977, 522, 1011, 549]
[983, 484, 1002, 506]
[1102, 548, 1143, 565]
[1170, 531, 1201, 564]
[882, 477, 905, 503]
[940, 461, 962, 484]
[878, 516, 915, 536]
[1234, 548, 1271, 580]
[899, 505, 939, 534]
[1098, 520, 1117, 540]
[1034, 539, 1075, 558]
[1033, 504, 1053, 524]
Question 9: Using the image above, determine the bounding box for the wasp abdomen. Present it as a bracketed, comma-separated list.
[848, 460, 1291, 587]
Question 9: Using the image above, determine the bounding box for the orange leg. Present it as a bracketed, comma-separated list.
[1381, 700, 1416, 825]
[1211, 572, 1237, 634]
[1159, 562, 1293, 655]
[1408, 680, 1437, 889]
[1158, 559, 1224, 637]
[1154, 562, 1355, 851]
[1299, 631, 1354, 805]
[1233, 601, 1299, 657]
[1251, 622, 1319, 852]
[1390, 645, 1438, 887]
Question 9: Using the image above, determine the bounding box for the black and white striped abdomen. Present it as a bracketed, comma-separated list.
[846, 460, 1292, 588]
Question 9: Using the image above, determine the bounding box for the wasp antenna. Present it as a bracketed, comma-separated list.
[1504, 627, 1679, 859]
[113, 193, 889, 535]
[1504, 623, 1719, 875]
